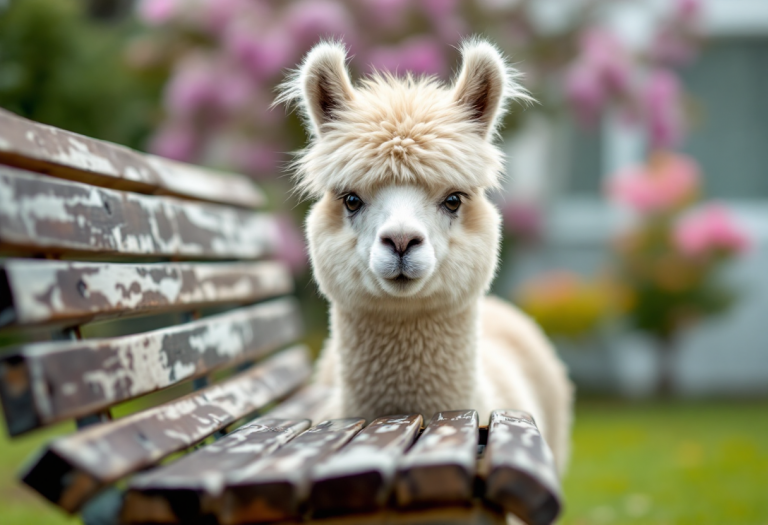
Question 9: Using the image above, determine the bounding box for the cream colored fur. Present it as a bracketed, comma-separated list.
[279, 38, 573, 473]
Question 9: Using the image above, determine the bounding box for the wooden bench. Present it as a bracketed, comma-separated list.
[0, 109, 562, 525]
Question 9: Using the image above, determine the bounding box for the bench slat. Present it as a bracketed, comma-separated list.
[309, 414, 423, 515]
[121, 418, 311, 524]
[0, 298, 302, 436]
[0, 259, 292, 328]
[20, 345, 311, 513]
[264, 384, 334, 422]
[220, 418, 366, 524]
[483, 410, 562, 525]
[123, 384, 331, 523]
[0, 166, 275, 259]
[0, 109, 265, 208]
[396, 410, 479, 507]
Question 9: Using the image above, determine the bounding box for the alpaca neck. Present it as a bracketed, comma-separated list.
[330, 300, 481, 421]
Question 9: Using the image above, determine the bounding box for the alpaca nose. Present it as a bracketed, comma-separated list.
[380, 233, 423, 257]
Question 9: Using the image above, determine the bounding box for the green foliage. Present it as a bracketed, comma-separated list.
[0, 0, 163, 149]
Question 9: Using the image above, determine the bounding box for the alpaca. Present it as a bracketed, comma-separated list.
[278, 38, 573, 473]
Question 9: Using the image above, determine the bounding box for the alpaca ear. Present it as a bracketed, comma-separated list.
[452, 39, 530, 139]
[277, 41, 355, 137]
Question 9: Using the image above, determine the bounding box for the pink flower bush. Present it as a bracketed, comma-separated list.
[137, 0, 178, 25]
[608, 152, 699, 213]
[225, 23, 297, 80]
[367, 36, 446, 77]
[361, 0, 412, 30]
[674, 204, 750, 257]
[163, 56, 218, 117]
[284, 0, 356, 48]
[150, 124, 198, 162]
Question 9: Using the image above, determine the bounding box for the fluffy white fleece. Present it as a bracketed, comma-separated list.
[278, 38, 573, 473]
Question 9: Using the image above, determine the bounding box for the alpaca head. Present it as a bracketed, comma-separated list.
[279, 38, 531, 312]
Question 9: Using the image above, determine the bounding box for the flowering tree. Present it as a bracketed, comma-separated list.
[608, 152, 749, 394]
[132, 0, 704, 275]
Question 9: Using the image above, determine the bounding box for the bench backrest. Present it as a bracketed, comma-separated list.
[0, 108, 323, 514]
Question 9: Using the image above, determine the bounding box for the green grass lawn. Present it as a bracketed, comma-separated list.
[561, 400, 768, 525]
[1, 400, 766, 524]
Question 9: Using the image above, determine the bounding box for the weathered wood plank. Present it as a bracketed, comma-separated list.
[20, 345, 311, 513]
[0, 259, 292, 328]
[265, 384, 335, 422]
[0, 166, 275, 259]
[121, 418, 311, 524]
[288, 502, 506, 524]
[396, 410, 479, 508]
[0, 108, 264, 208]
[219, 418, 366, 524]
[482, 410, 562, 525]
[0, 298, 302, 435]
[309, 414, 423, 516]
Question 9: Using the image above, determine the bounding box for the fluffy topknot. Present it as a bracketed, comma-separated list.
[276, 38, 532, 198]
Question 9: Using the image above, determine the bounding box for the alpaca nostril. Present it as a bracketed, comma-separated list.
[380, 234, 424, 257]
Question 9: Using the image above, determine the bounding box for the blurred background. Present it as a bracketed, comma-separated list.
[0, 0, 766, 523]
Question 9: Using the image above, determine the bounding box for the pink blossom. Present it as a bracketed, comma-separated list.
[434, 15, 469, 45]
[284, 0, 356, 48]
[651, 28, 697, 66]
[272, 214, 308, 275]
[233, 142, 283, 178]
[360, 0, 412, 29]
[149, 124, 198, 162]
[367, 36, 446, 77]
[644, 69, 684, 149]
[581, 29, 632, 94]
[137, 0, 178, 25]
[213, 68, 253, 113]
[200, 0, 256, 34]
[674, 204, 750, 257]
[225, 25, 296, 80]
[608, 152, 700, 213]
[164, 57, 217, 116]
[676, 0, 702, 23]
[565, 28, 632, 125]
[565, 61, 605, 126]
[420, 0, 459, 20]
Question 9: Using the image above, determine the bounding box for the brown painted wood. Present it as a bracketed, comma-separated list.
[0, 166, 275, 259]
[265, 384, 334, 422]
[396, 410, 479, 508]
[309, 414, 423, 516]
[0, 298, 302, 435]
[293, 502, 506, 524]
[0, 259, 293, 329]
[482, 410, 562, 525]
[20, 345, 311, 513]
[0, 108, 264, 208]
[121, 418, 311, 524]
[219, 418, 366, 524]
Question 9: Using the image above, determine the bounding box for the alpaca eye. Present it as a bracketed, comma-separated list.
[443, 193, 462, 212]
[344, 193, 363, 212]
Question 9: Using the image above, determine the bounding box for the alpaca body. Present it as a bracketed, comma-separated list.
[314, 295, 572, 472]
[279, 38, 573, 475]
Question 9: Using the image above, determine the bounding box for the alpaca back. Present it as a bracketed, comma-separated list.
[479, 296, 573, 473]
